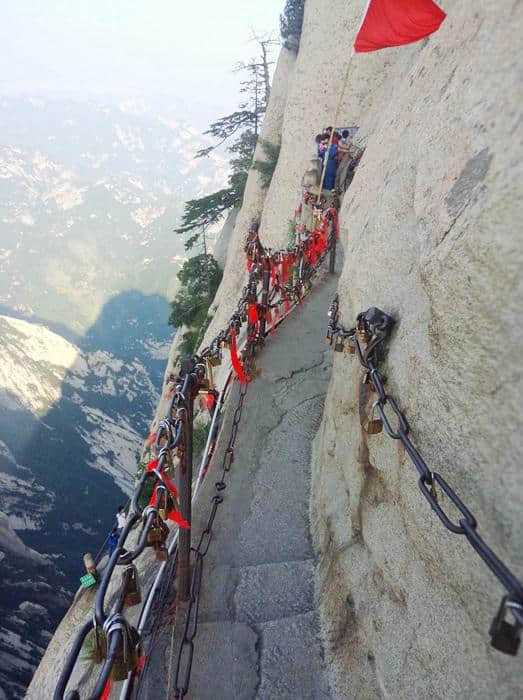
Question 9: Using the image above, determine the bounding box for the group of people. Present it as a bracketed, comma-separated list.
[315, 127, 353, 190]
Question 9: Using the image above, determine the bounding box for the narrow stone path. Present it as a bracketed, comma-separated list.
[139, 266, 337, 699]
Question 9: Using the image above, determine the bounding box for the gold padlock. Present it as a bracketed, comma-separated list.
[357, 329, 368, 344]
[154, 543, 169, 561]
[208, 353, 221, 367]
[346, 341, 356, 355]
[322, 334, 333, 346]
[124, 565, 141, 608]
[147, 525, 163, 545]
[110, 628, 139, 681]
[84, 626, 107, 664]
[365, 401, 383, 435]
[365, 419, 383, 435]
[334, 337, 344, 352]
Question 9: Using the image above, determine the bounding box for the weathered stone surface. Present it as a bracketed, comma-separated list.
[309, 1, 523, 698]
[27, 1, 523, 697]
[212, 207, 238, 269]
[136, 267, 337, 699]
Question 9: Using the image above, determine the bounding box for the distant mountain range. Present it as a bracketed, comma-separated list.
[0, 95, 226, 698]
[0, 95, 228, 331]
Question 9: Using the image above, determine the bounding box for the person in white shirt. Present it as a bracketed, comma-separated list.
[116, 505, 126, 537]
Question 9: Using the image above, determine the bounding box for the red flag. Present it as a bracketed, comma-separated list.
[354, 0, 446, 53]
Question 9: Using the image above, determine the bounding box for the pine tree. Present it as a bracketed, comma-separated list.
[280, 0, 305, 51]
[175, 47, 272, 250]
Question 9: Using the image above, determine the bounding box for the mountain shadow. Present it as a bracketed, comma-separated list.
[0, 290, 173, 699]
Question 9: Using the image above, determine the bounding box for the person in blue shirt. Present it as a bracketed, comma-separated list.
[321, 141, 338, 190]
[107, 527, 119, 557]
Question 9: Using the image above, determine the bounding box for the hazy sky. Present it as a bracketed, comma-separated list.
[1, 0, 284, 122]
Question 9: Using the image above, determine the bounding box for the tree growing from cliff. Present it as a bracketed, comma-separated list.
[168, 254, 223, 355]
[280, 0, 305, 51]
[176, 40, 275, 250]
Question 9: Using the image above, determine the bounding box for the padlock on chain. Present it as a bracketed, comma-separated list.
[489, 596, 521, 655]
[84, 625, 107, 664]
[365, 418, 383, 435]
[146, 524, 164, 546]
[110, 627, 140, 681]
[334, 336, 344, 352]
[123, 565, 141, 608]
[365, 401, 383, 435]
[356, 328, 369, 345]
[153, 519, 170, 561]
[208, 352, 221, 367]
[322, 332, 333, 346]
[346, 338, 356, 355]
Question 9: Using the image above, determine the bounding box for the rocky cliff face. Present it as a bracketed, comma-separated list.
[206, 0, 523, 696]
[28, 1, 522, 697]
[306, 1, 523, 698]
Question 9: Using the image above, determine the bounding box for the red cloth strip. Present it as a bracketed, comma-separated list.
[248, 303, 259, 324]
[230, 331, 247, 383]
[145, 432, 157, 446]
[270, 262, 278, 288]
[161, 473, 179, 500]
[167, 510, 190, 529]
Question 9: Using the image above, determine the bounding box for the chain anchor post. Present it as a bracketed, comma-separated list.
[177, 364, 196, 602]
[258, 261, 271, 339]
[329, 226, 336, 274]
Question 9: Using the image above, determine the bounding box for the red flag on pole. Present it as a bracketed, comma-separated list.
[354, 0, 446, 53]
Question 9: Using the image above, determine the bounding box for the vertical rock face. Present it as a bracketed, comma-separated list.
[309, 1, 523, 698]
[203, 47, 297, 341]
[27, 1, 523, 696]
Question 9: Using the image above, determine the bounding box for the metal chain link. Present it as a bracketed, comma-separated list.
[172, 358, 251, 699]
[325, 294, 523, 655]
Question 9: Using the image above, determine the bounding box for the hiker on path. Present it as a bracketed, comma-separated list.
[107, 527, 119, 556]
[321, 140, 339, 191]
[116, 505, 126, 538]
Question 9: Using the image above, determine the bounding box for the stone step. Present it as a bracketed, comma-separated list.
[198, 558, 316, 625]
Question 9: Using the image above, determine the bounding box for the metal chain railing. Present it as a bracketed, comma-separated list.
[324, 294, 523, 656]
[53, 201, 339, 699]
[171, 345, 254, 699]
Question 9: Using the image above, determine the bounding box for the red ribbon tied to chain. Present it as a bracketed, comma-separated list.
[148, 480, 189, 529]
[146, 458, 190, 528]
[281, 255, 290, 285]
[229, 329, 247, 384]
[145, 432, 157, 447]
[270, 262, 278, 287]
[248, 303, 259, 324]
